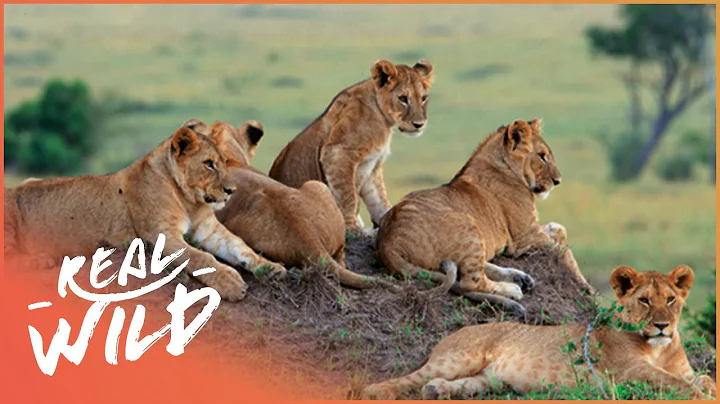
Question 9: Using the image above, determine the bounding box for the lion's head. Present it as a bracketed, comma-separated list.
[371, 59, 433, 138]
[181, 119, 263, 166]
[503, 118, 561, 200]
[169, 126, 235, 210]
[610, 265, 695, 347]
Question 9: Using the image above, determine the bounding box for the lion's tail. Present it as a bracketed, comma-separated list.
[319, 255, 398, 291]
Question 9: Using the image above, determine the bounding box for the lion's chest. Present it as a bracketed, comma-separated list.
[356, 139, 391, 188]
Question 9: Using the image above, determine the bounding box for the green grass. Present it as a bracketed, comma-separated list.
[3, 4, 716, 307]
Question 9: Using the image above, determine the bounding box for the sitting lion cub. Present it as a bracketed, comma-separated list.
[4, 124, 286, 301]
[182, 119, 391, 290]
[269, 59, 434, 234]
[363, 265, 716, 400]
[377, 119, 589, 315]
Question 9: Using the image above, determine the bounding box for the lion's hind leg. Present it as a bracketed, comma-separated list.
[484, 262, 535, 293]
[422, 372, 494, 400]
[362, 351, 481, 400]
[380, 248, 456, 293]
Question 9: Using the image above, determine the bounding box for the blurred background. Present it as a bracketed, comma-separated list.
[3, 5, 716, 315]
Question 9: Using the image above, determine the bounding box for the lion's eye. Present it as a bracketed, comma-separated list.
[639, 297, 650, 305]
[539, 153, 547, 163]
[421, 94, 428, 103]
[666, 296, 675, 305]
[204, 160, 215, 170]
[398, 95, 408, 105]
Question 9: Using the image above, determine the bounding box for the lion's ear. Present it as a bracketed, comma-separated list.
[528, 118, 543, 133]
[181, 119, 209, 136]
[171, 127, 200, 158]
[413, 59, 434, 87]
[668, 265, 695, 299]
[505, 120, 532, 153]
[371, 60, 398, 89]
[610, 265, 641, 298]
[239, 120, 264, 146]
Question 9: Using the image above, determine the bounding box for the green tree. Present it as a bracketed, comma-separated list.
[586, 5, 715, 181]
[5, 78, 95, 175]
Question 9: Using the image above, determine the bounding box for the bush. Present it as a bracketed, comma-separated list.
[599, 131, 645, 182]
[4, 126, 20, 165]
[656, 152, 695, 182]
[18, 131, 82, 175]
[688, 295, 716, 346]
[5, 78, 97, 175]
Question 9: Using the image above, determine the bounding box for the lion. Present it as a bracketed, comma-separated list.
[362, 265, 716, 400]
[4, 124, 287, 301]
[181, 118, 394, 290]
[376, 119, 590, 316]
[268, 59, 434, 234]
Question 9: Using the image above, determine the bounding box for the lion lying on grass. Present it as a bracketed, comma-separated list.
[363, 264, 716, 400]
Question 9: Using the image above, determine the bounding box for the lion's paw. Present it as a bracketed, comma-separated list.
[199, 267, 248, 302]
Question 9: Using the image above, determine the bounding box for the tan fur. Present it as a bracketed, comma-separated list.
[268, 59, 434, 233]
[4, 126, 287, 301]
[377, 119, 590, 314]
[363, 265, 716, 400]
[184, 119, 390, 289]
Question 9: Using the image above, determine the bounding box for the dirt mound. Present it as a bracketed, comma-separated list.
[26, 233, 714, 399]
[199, 232, 597, 397]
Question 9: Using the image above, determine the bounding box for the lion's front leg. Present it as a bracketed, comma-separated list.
[360, 163, 392, 228]
[157, 231, 248, 302]
[505, 224, 555, 257]
[541, 222, 592, 291]
[619, 360, 709, 399]
[191, 215, 287, 278]
[320, 145, 362, 232]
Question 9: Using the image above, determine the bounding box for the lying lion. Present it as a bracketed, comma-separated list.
[4, 124, 286, 301]
[376, 119, 589, 315]
[363, 264, 716, 400]
[181, 119, 392, 290]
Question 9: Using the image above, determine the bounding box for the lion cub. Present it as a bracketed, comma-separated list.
[182, 119, 390, 290]
[269, 59, 434, 234]
[4, 125, 286, 301]
[363, 265, 716, 400]
[377, 119, 589, 315]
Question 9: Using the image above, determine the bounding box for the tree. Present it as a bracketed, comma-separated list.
[5, 78, 95, 175]
[586, 5, 715, 181]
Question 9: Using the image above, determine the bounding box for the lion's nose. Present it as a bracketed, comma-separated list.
[224, 187, 235, 195]
[204, 196, 217, 203]
[654, 322, 669, 331]
[412, 121, 425, 129]
[553, 178, 561, 186]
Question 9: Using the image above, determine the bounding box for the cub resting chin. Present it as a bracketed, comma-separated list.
[363, 265, 716, 400]
[377, 119, 590, 316]
[4, 124, 286, 301]
[269, 59, 434, 234]
[181, 119, 393, 290]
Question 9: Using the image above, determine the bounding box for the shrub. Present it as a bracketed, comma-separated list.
[655, 152, 695, 182]
[18, 131, 82, 175]
[5, 78, 98, 175]
[4, 126, 20, 166]
[687, 294, 716, 346]
[599, 131, 645, 182]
